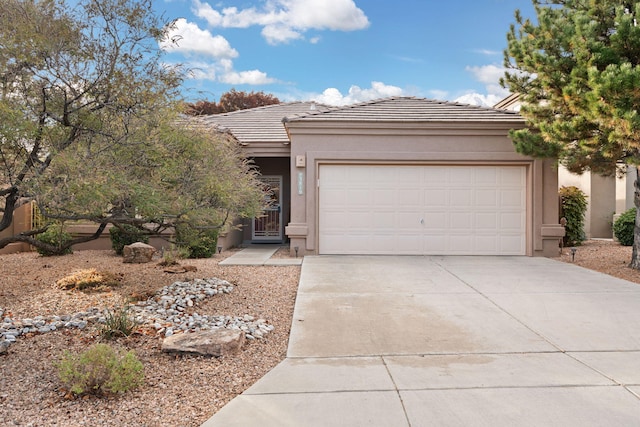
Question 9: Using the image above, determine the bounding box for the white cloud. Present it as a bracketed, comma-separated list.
[309, 81, 404, 106]
[466, 64, 506, 82]
[428, 89, 449, 101]
[161, 19, 275, 86]
[261, 24, 304, 44]
[454, 64, 511, 107]
[193, 0, 370, 45]
[161, 18, 238, 58]
[454, 93, 505, 107]
[473, 49, 501, 56]
[221, 70, 276, 85]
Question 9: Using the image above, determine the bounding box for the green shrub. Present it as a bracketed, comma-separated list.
[175, 224, 218, 259]
[35, 224, 73, 256]
[109, 224, 149, 255]
[614, 207, 636, 246]
[56, 343, 144, 396]
[559, 186, 588, 246]
[100, 306, 138, 340]
[185, 234, 218, 258]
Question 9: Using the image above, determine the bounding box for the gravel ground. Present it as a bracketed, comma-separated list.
[1, 240, 639, 427]
[553, 239, 640, 283]
[0, 247, 300, 427]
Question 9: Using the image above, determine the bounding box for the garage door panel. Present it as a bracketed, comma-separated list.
[450, 212, 472, 229]
[474, 236, 499, 253]
[450, 189, 473, 207]
[501, 167, 526, 185]
[476, 212, 499, 231]
[501, 190, 525, 207]
[450, 168, 473, 184]
[500, 212, 525, 230]
[319, 165, 526, 255]
[424, 188, 447, 206]
[423, 212, 447, 229]
[500, 235, 525, 254]
[476, 189, 498, 206]
[476, 168, 499, 184]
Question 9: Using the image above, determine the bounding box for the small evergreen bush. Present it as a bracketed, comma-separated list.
[559, 186, 588, 246]
[109, 224, 149, 255]
[56, 343, 144, 396]
[613, 207, 636, 246]
[35, 224, 73, 256]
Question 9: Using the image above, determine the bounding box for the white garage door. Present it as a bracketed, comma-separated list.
[318, 164, 527, 255]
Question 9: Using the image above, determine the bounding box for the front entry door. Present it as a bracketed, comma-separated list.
[252, 176, 283, 241]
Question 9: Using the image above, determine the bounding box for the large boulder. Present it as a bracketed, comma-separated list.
[122, 242, 156, 263]
[161, 329, 245, 357]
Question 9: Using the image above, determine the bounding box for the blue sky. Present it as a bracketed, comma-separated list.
[157, 0, 537, 107]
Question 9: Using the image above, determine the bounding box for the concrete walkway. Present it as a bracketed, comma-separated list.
[218, 244, 303, 266]
[202, 256, 640, 426]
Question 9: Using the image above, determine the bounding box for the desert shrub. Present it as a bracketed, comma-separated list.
[109, 225, 149, 255]
[157, 244, 190, 266]
[559, 186, 588, 246]
[56, 269, 123, 291]
[56, 343, 144, 396]
[175, 224, 219, 259]
[100, 306, 138, 340]
[35, 224, 73, 256]
[614, 207, 636, 246]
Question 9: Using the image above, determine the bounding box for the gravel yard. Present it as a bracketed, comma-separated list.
[1, 239, 638, 426]
[0, 247, 299, 427]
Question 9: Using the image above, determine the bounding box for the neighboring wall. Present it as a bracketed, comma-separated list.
[0, 203, 32, 255]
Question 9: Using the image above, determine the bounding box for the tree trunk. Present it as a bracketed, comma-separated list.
[631, 166, 640, 269]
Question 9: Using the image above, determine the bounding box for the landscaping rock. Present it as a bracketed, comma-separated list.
[163, 265, 198, 274]
[0, 340, 9, 355]
[161, 329, 245, 357]
[123, 242, 156, 263]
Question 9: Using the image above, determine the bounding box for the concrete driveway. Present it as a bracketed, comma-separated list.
[202, 256, 640, 426]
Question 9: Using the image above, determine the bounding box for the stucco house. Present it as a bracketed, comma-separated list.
[204, 96, 564, 257]
[494, 94, 636, 239]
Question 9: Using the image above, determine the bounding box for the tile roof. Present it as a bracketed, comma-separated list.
[283, 96, 524, 124]
[196, 102, 331, 144]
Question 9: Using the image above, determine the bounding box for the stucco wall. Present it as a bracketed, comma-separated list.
[0, 203, 32, 254]
[285, 122, 562, 257]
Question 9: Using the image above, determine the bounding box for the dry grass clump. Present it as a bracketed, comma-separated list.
[56, 268, 123, 291]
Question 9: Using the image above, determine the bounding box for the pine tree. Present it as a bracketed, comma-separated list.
[502, 0, 640, 267]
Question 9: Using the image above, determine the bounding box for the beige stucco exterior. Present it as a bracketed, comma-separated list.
[284, 119, 563, 257]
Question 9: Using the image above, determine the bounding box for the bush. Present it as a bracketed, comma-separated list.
[175, 224, 218, 259]
[56, 343, 144, 396]
[100, 306, 138, 340]
[109, 225, 149, 255]
[35, 224, 73, 256]
[614, 207, 636, 246]
[559, 186, 588, 246]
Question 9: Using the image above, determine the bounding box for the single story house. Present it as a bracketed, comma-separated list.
[495, 94, 636, 239]
[204, 97, 564, 257]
